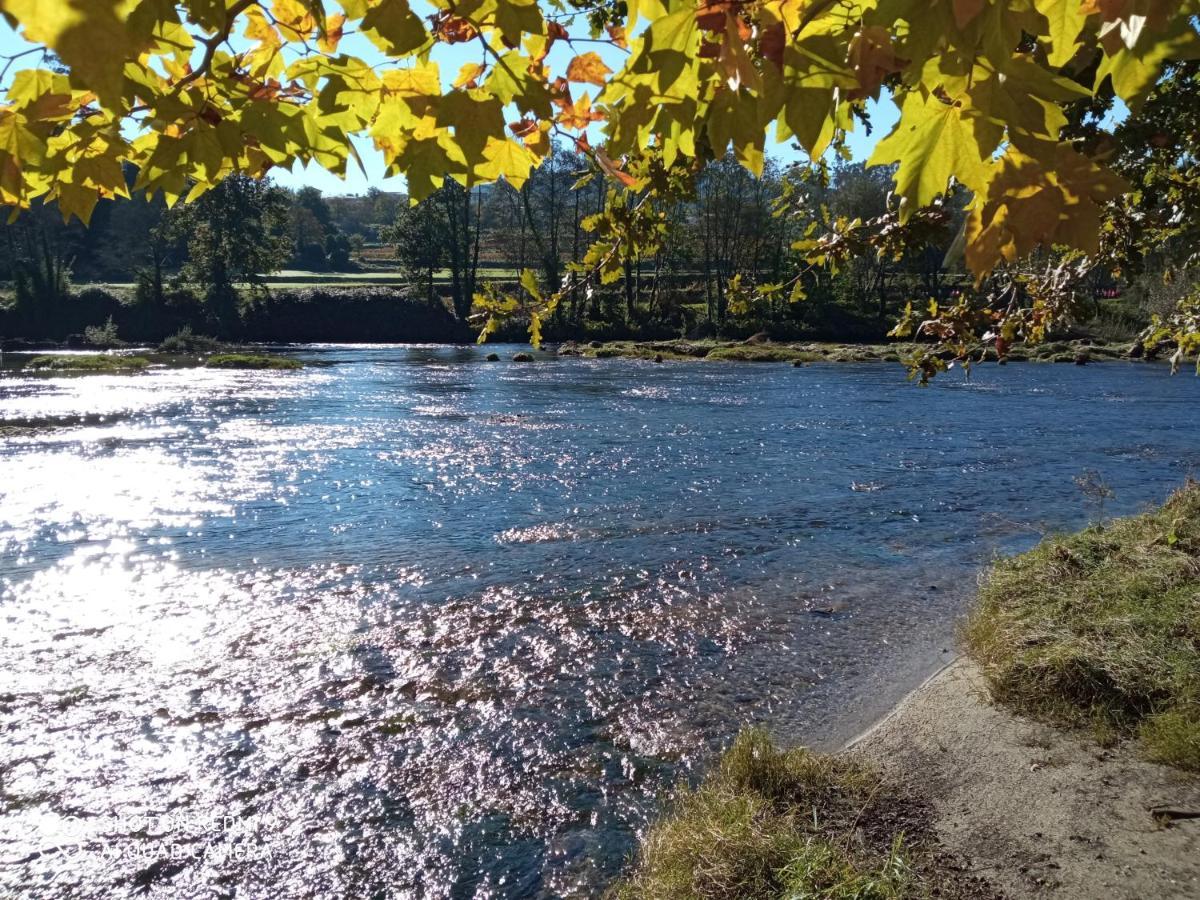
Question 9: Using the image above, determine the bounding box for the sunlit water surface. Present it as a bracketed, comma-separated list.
[2, 346, 1198, 898]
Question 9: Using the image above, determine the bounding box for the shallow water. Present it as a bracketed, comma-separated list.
[1, 347, 1198, 898]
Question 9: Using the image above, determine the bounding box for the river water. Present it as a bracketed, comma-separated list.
[1, 346, 1198, 898]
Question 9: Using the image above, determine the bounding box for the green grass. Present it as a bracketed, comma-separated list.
[580, 340, 917, 364]
[204, 354, 303, 370]
[578, 338, 1140, 367]
[615, 730, 922, 900]
[25, 354, 149, 372]
[587, 341, 703, 361]
[706, 345, 824, 363]
[964, 482, 1200, 770]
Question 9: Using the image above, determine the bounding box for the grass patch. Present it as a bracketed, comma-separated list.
[578, 338, 1141, 367]
[964, 482, 1200, 771]
[588, 341, 701, 361]
[204, 353, 303, 370]
[25, 354, 148, 372]
[616, 729, 936, 899]
[706, 345, 823, 363]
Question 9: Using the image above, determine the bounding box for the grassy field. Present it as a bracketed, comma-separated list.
[81, 267, 524, 294]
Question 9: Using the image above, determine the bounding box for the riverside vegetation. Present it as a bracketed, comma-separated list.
[19, 351, 303, 373]
[618, 485, 1200, 898]
[615, 730, 995, 900]
[564, 337, 1141, 366]
[24, 354, 149, 372]
[966, 481, 1200, 771]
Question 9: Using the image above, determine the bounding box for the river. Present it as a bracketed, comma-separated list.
[2, 346, 1198, 898]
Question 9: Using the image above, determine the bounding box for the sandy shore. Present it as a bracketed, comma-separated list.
[846, 658, 1200, 898]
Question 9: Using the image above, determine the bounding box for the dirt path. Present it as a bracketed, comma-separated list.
[847, 659, 1200, 899]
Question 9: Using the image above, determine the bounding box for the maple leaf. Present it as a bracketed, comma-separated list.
[0, 0, 133, 106]
[869, 91, 996, 219]
[847, 26, 906, 100]
[474, 135, 538, 187]
[567, 52, 613, 87]
[318, 13, 346, 53]
[453, 63, 486, 89]
[559, 92, 605, 130]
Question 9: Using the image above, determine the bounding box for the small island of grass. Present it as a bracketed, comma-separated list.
[25, 354, 149, 372]
[204, 354, 303, 370]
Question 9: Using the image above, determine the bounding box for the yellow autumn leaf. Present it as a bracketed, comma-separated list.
[869, 90, 998, 220]
[318, 13, 346, 53]
[272, 0, 316, 39]
[474, 135, 538, 188]
[453, 63, 486, 90]
[0, 0, 133, 105]
[567, 52, 613, 87]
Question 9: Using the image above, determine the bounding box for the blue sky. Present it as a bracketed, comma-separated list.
[0, 8, 896, 196]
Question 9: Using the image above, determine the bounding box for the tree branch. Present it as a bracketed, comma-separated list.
[172, 0, 260, 95]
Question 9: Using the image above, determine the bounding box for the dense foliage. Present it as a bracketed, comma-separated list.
[0, 1, 1197, 367]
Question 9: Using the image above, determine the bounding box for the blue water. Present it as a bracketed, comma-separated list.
[1, 346, 1198, 898]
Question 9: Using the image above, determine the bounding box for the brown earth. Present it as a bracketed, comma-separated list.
[847, 659, 1200, 899]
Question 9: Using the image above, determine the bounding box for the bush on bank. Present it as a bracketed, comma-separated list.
[965, 481, 1200, 770]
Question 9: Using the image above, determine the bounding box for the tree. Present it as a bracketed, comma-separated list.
[694, 155, 780, 325]
[0, 1, 1197, 358]
[411, 181, 482, 320]
[159, 175, 291, 333]
[0, 201, 73, 335]
[388, 200, 445, 304]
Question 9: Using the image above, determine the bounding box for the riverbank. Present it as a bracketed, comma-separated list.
[617, 664, 1200, 899]
[849, 658, 1200, 899]
[561, 337, 1145, 365]
[3, 336, 1151, 371]
[617, 486, 1200, 898]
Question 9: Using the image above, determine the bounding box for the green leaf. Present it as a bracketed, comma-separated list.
[869, 91, 997, 220]
[361, 0, 427, 55]
[1034, 0, 1088, 68]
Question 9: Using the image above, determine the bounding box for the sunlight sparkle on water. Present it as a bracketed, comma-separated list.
[3, 349, 1200, 897]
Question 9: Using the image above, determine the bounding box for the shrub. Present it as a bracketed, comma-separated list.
[83, 316, 124, 349]
[159, 326, 222, 353]
[238, 287, 471, 343]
